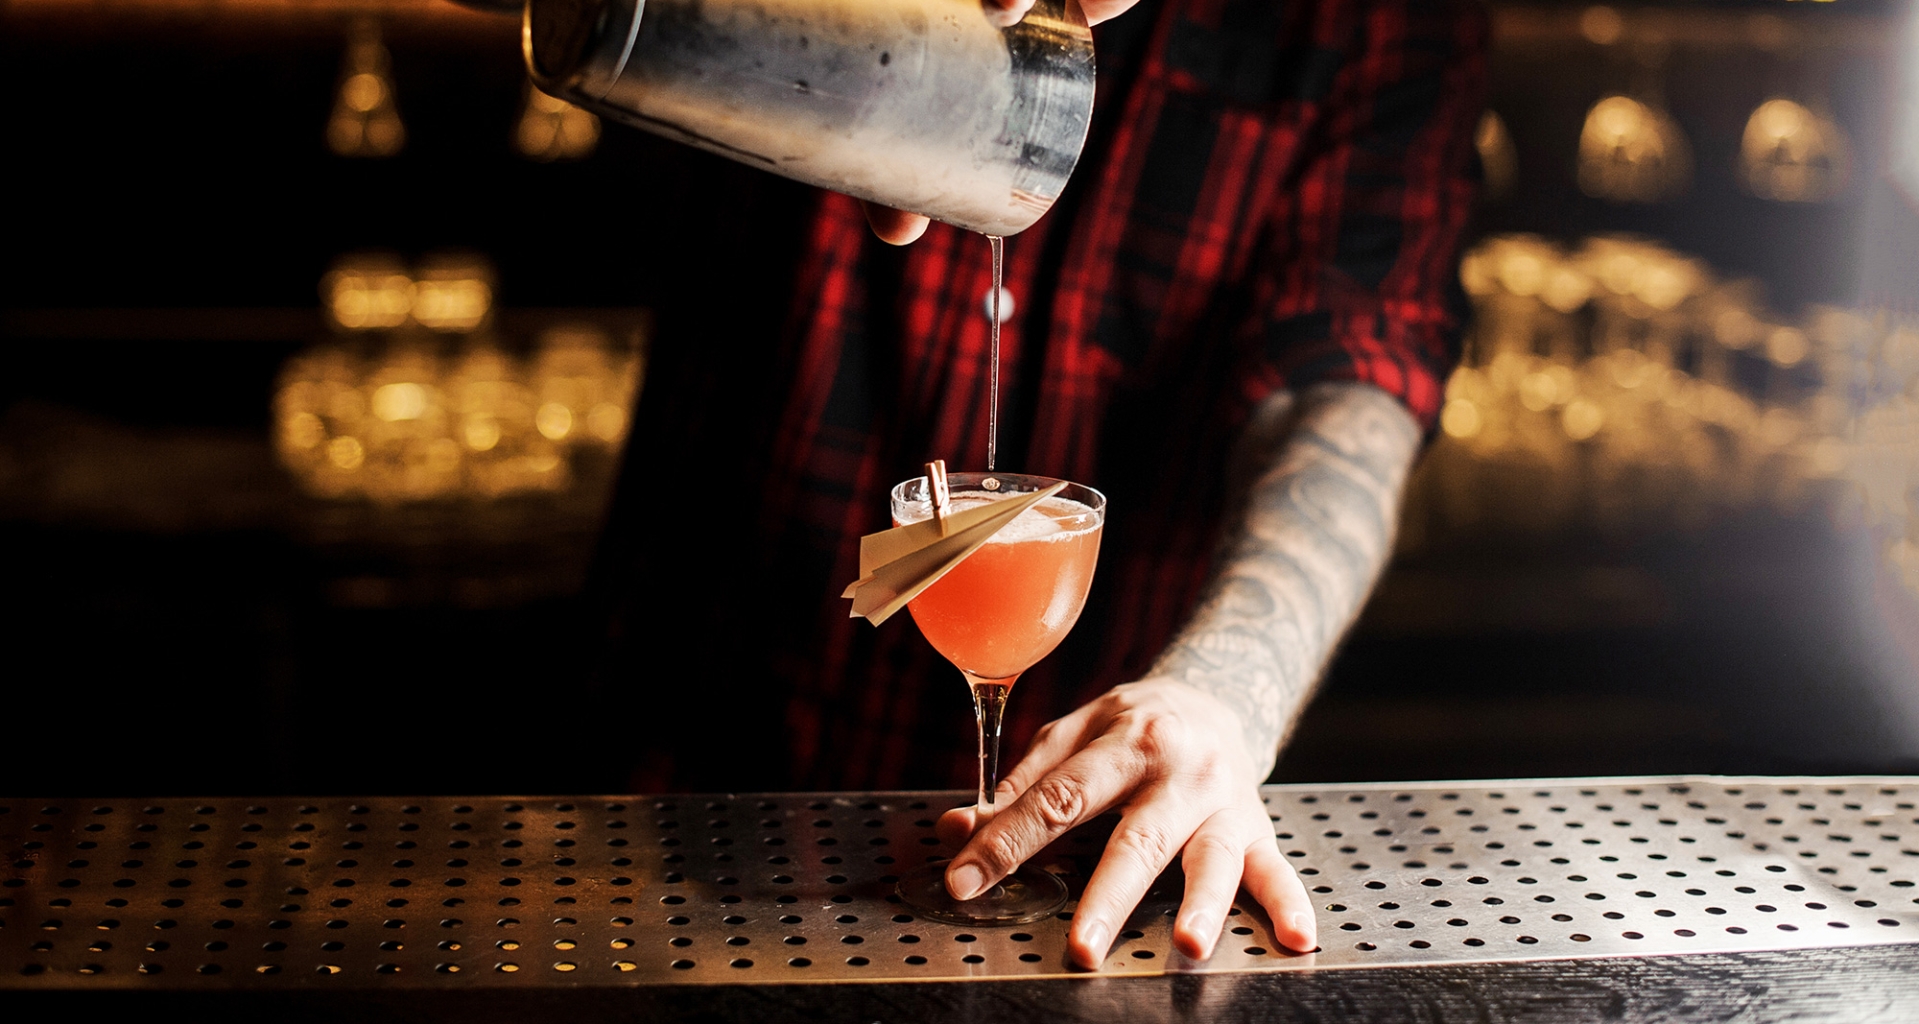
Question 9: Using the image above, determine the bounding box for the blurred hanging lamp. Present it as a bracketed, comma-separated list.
[1577, 15, 1690, 204]
[514, 82, 600, 161]
[1476, 110, 1518, 201]
[1739, 98, 1850, 203]
[1578, 96, 1690, 203]
[327, 18, 406, 158]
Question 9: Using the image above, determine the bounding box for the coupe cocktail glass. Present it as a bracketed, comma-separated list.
[889, 471, 1105, 924]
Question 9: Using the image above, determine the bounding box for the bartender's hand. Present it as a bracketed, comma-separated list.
[862, 0, 1143, 245]
[934, 679, 1317, 968]
[983, 0, 1138, 28]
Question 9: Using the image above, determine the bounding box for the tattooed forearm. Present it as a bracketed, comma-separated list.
[1148, 382, 1421, 777]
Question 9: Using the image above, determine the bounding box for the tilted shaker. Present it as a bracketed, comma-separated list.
[523, 0, 1096, 237]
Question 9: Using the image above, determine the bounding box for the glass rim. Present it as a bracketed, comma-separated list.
[890, 471, 1105, 523]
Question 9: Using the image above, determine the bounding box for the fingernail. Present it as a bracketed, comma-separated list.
[948, 863, 986, 901]
[1287, 912, 1317, 949]
[1181, 915, 1217, 961]
[1079, 920, 1111, 963]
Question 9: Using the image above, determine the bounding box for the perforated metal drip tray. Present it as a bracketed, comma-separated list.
[2, 777, 1915, 988]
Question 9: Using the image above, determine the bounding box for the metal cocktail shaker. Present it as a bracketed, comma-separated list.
[523, 0, 1096, 237]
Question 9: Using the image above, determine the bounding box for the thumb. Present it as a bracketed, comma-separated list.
[981, 0, 1037, 28]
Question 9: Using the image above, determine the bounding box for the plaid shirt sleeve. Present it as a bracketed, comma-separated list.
[1230, 0, 1489, 428]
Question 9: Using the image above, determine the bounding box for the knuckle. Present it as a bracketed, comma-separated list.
[1024, 774, 1087, 832]
[1111, 819, 1177, 875]
[972, 828, 1025, 874]
[1134, 713, 1185, 761]
[1186, 830, 1242, 866]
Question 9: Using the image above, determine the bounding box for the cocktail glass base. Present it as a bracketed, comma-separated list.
[894, 861, 1069, 926]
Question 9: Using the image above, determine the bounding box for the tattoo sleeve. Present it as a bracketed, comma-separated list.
[1147, 382, 1422, 778]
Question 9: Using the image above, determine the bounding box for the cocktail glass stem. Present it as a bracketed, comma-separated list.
[966, 673, 1017, 820]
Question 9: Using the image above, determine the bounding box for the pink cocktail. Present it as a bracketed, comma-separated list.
[899, 491, 1103, 684]
[889, 472, 1105, 924]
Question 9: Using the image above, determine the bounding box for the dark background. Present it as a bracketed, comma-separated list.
[2, 0, 1915, 797]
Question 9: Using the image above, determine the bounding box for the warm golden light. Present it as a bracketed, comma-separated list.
[321, 253, 497, 333]
[1739, 98, 1849, 203]
[327, 19, 405, 159]
[535, 402, 573, 441]
[464, 415, 503, 452]
[1475, 111, 1517, 201]
[586, 403, 627, 442]
[328, 436, 365, 470]
[1578, 96, 1691, 203]
[1441, 398, 1483, 439]
[323, 255, 414, 331]
[1500, 250, 1547, 297]
[276, 268, 647, 504]
[1433, 233, 1919, 600]
[286, 411, 326, 449]
[341, 72, 386, 114]
[1561, 399, 1604, 440]
[1541, 266, 1592, 314]
[1519, 370, 1559, 412]
[531, 325, 635, 449]
[1714, 307, 1761, 350]
[411, 252, 496, 332]
[515, 83, 601, 162]
[412, 280, 491, 330]
[371, 381, 428, 421]
[1579, 5, 1624, 46]
[1765, 327, 1808, 367]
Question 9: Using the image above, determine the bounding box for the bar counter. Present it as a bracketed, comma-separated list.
[7, 777, 1918, 1022]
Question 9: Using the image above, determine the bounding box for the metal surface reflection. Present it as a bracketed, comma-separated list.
[1, 780, 1913, 987]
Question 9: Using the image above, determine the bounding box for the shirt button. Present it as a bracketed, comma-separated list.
[980, 286, 1016, 324]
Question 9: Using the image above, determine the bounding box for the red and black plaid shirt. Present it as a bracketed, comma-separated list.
[606, 0, 1487, 792]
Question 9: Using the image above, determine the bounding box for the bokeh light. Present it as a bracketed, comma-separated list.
[1426, 233, 1919, 599]
[1739, 98, 1850, 203]
[1476, 110, 1518, 201]
[278, 262, 644, 504]
[1578, 95, 1692, 203]
[515, 83, 601, 162]
[410, 253, 496, 333]
[322, 254, 413, 331]
[326, 18, 405, 159]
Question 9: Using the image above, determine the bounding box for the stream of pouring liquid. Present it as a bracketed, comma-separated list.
[987, 234, 1003, 472]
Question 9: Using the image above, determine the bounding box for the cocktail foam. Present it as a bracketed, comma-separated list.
[898, 491, 1099, 543]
